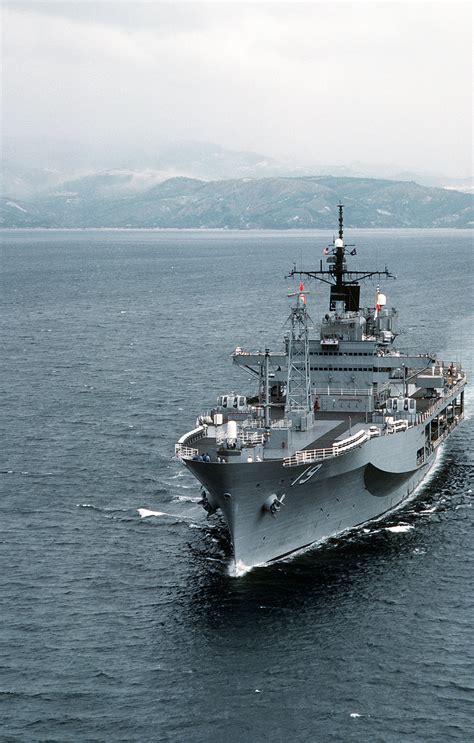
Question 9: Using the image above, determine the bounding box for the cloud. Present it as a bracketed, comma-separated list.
[2, 2, 472, 176]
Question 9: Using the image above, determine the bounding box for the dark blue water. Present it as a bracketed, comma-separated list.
[1, 229, 473, 742]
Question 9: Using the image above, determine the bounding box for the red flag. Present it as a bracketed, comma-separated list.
[374, 287, 381, 319]
[299, 281, 304, 292]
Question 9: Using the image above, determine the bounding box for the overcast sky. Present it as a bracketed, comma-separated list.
[2, 1, 472, 176]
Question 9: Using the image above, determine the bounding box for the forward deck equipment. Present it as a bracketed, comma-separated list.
[175, 205, 466, 568]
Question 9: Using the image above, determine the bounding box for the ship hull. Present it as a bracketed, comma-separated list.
[185, 426, 437, 567]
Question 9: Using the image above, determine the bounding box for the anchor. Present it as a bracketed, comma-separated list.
[263, 493, 286, 518]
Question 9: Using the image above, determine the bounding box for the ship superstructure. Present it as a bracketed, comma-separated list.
[175, 206, 466, 568]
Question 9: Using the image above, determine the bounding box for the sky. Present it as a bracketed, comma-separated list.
[1, 1, 472, 177]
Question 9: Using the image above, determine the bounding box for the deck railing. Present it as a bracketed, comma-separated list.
[283, 429, 369, 467]
[312, 382, 391, 399]
[175, 443, 199, 460]
[239, 431, 266, 445]
[242, 418, 293, 430]
[313, 387, 373, 397]
[215, 428, 266, 446]
[175, 425, 206, 459]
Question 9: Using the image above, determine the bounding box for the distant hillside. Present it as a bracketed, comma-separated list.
[1, 175, 472, 228]
[0, 142, 297, 199]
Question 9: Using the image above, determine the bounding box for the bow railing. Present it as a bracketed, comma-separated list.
[283, 429, 369, 467]
[175, 444, 199, 460]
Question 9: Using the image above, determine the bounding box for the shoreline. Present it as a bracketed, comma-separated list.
[1, 226, 472, 233]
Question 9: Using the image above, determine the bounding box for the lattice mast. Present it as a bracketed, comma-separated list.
[286, 284, 312, 412]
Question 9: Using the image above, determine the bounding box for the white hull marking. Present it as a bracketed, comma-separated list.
[290, 463, 323, 487]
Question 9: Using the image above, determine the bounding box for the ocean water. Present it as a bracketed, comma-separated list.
[1, 228, 473, 742]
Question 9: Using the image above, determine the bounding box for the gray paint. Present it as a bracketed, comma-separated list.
[176, 218, 467, 567]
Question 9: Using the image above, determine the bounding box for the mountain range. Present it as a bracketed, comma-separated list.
[1, 142, 472, 229]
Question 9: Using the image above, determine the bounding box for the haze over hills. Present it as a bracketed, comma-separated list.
[1, 141, 472, 229]
[1, 141, 298, 199]
[2, 141, 472, 199]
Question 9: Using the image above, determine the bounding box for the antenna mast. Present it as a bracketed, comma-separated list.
[338, 201, 344, 240]
[287, 202, 395, 312]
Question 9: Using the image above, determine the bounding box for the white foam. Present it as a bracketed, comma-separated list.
[418, 506, 437, 514]
[230, 532, 337, 577]
[228, 559, 260, 578]
[173, 495, 201, 503]
[350, 713, 361, 718]
[385, 524, 414, 533]
[138, 508, 170, 518]
[137, 507, 194, 521]
[170, 471, 185, 480]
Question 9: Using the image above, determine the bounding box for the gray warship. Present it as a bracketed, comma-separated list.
[176, 206, 466, 569]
